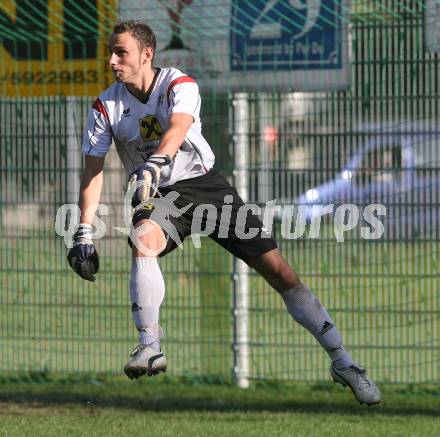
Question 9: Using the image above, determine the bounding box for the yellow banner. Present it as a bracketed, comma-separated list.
[351, 0, 398, 20]
[0, 0, 117, 97]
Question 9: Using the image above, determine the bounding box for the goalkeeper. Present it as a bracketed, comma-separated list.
[67, 20, 381, 406]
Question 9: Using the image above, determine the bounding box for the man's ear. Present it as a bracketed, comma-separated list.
[144, 47, 154, 64]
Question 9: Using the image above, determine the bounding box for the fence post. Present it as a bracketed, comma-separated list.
[259, 93, 271, 203]
[66, 97, 80, 205]
[232, 93, 249, 388]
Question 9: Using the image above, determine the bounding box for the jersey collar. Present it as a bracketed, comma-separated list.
[125, 68, 161, 104]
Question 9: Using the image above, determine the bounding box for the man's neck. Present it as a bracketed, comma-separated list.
[126, 67, 157, 100]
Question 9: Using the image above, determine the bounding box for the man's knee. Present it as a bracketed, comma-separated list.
[271, 260, 300, 289]
[131, 219, 166, 257]
[247, 250, 300, 291]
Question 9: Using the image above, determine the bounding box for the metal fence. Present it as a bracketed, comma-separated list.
[1, 3, 440, 384]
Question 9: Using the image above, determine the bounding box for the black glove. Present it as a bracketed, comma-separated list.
[128, 154, 172, 208]
[67, 223, 99, 282]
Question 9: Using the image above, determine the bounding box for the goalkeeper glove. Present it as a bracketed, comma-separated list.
[67, 223, 99, 282]
[128, 154, 172, 208]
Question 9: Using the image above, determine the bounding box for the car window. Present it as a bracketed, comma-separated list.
[354, 145, 402, 185]
[413, 135, 440, 179]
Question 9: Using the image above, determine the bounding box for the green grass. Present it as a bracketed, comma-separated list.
[0, 378, 439, 437]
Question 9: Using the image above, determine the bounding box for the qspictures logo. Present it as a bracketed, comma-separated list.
[55, 178, 387, 256]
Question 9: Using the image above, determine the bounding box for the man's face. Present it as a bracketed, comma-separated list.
[108, 32, 148, 83]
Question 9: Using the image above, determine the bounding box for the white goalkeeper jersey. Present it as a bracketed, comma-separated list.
[81, 67, 215, 186]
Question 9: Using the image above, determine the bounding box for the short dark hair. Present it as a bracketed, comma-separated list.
[112, 21, 156, 52]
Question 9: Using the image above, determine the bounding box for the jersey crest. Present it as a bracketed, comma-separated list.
[139, 115, 164, 142]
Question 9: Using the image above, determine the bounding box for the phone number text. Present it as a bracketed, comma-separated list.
[4, 70, 99, 85]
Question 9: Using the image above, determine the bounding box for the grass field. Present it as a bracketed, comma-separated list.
[0, 377, 439, 437]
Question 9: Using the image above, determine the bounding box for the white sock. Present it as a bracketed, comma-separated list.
[129, 256, 165, 352]
[281, 283, 354, 369]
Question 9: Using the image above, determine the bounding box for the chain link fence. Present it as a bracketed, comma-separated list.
[1, 1, 439, 384]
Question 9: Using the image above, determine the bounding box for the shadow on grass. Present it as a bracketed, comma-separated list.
[0, 382, 438, 417]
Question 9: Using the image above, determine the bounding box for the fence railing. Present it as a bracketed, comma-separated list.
[1, 3, 440, 383]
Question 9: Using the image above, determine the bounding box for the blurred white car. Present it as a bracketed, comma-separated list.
[295, 122, 440, 239]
